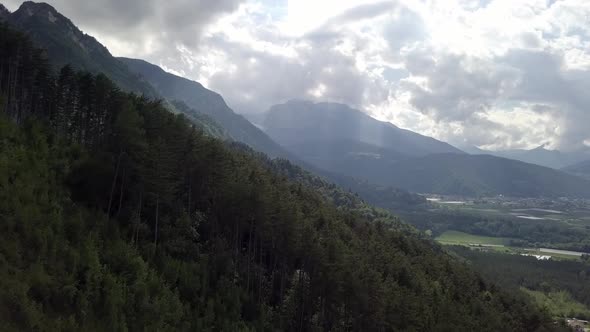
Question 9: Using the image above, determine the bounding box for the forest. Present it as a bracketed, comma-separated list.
[453, 247, 590, 319]
[0, 23, 565, 331]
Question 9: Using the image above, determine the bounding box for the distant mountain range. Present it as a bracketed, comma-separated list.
[261, 101, 590, 198]
[463, 145, 590, 169]
[380, 153, 590, 197]
[562, 159, 590, 180]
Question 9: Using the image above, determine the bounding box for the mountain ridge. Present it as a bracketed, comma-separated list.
[119, 57, 290, 158]
[3, 1, 158, 97]
[465, 145, 590, 169]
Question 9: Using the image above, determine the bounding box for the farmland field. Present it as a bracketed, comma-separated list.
[435, 230, 510, 246]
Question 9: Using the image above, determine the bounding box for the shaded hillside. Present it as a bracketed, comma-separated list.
[120, 57, 288, 158]
[2, 1, 158, 97]
[384, 153, 590, 197]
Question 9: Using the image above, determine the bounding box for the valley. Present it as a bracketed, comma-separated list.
[408, 194, 590, 257]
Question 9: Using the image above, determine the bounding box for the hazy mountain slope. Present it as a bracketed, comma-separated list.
[263, 100, 463, 156]
[384, 153, 590, 197]
[2, 1, 158, 97]
[467, 145, 590, 169]
[120, 57, 289, 158]
[562, 159, 590, 180]
[168, 100, 229, 139]
[285, 139, 409, 183]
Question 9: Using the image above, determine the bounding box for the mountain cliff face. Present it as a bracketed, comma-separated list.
[3, 1, 158, 97]
[120, 57, 290, 158]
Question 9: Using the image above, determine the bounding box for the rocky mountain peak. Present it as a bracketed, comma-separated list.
[14, 1, 65, 25]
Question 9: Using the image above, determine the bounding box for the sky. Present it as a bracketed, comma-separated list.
[3, 0, 590, 151]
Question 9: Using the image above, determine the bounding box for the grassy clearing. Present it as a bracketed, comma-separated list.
[435, 230, 509, 246]
[522, 288, 590, 319]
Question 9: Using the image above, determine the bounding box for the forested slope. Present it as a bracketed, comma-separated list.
[0, 23, 558, 331]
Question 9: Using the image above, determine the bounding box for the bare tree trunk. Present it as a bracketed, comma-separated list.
[132, 190, 142, 245]
[154, 194, 160, 248]
[247, 219, 254, 292]
[258, 239, 263, 304]
[116, 167, 126, 218]
[187, 172, 192, 214]
[107, 151, 123, 216]
[234, 220, 240, 280]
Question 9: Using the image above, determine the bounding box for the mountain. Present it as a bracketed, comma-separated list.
[467, 145, 590, 169]
[562, 159, 590, 180]
[260, 100, 465, 186]
[381, 153, 590, 197]
[119, 57, 289, 158]
[0, 23, 555, 330]
[2, 1, 158, 97]
[263, 100, 463, 156]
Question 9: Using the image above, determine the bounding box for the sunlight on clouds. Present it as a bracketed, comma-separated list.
[308, 83, 327, 98]
[281, 0, 385, 35]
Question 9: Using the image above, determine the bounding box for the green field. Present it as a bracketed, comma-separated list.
[435, 230, 510, 246]
[436, 231, 584, 261]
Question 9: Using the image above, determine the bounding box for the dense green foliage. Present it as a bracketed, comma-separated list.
[453, 247, 590, 319]
[229, 142, 426, 220]
[401, 209, 590, 252]
[0, 23, 561, 331]
[521, 289, 590, 320]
